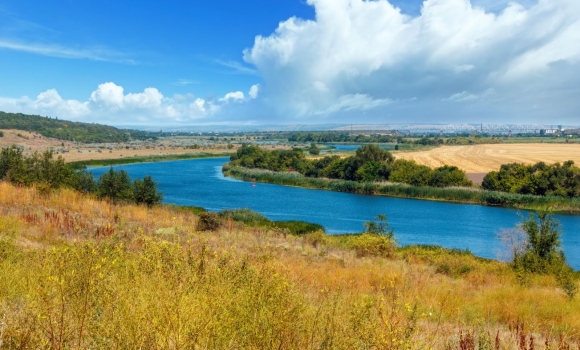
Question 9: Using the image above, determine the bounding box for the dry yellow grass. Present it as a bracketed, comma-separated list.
[395, 143, 580, 173]
[1, 182, 579, 348]
[0, 128, 294, 163]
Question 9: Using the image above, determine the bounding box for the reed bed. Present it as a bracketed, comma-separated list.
[223, 164, 580, 213]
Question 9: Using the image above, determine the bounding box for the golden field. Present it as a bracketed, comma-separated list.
[1, 182, 579, 349]
[394, 143, 580, 173]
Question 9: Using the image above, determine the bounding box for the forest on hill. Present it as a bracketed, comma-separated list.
[0, 111, 153, 143]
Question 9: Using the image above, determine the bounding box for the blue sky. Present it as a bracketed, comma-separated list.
[0, 0, 578, 126]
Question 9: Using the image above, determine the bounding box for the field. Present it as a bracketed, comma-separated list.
[395, 143, 580, 173]
[1, 182, 579, 348]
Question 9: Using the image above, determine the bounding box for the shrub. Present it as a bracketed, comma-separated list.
[363, 214, 394, 239]
[346, 234, 396, 258]
[512, 212, 577, 297]
[197, 212, 222, 231]
[308, 143, 320, 155]
[219, 208, 269, 225]
[271, 221, 324, 236]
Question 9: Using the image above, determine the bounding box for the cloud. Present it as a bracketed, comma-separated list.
[0, 82, 258, 125]
[0, 39, 136, 64]
[172, 79, 198, 86]
[443, 88, 495, 102]
[248, 84, 260, 99]
[215, 59, 257, 75]
[316, 94, 392, 115]
[219, 91, 245, 102]
[242, 0, 580, 123]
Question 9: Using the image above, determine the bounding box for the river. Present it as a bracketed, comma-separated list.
[91, 157, 580, 269]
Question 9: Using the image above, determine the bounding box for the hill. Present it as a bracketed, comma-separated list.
[0, 111, 154, 143]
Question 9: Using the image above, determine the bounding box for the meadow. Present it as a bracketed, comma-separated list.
[1, 182, 579, 349]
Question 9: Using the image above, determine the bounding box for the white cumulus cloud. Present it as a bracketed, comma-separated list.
[0, 82, 259, 125]
[248, 84, 260, 99]
[219, 91, 245, 102]
[242, 0, 580, 123]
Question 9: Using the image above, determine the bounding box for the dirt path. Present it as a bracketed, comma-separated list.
[395, 143, 580, 173]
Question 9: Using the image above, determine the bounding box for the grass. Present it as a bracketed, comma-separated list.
[219, 208, 324, 235]
[223, 164, 580, 213]
[1, 182, 579, 348]
[68, 152, 233, 169]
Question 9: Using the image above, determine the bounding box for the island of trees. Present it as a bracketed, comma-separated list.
[224, 144, 580, 212]
[229, 144, 473, 188]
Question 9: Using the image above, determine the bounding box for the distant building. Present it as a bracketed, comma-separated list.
[563, 129, 580, 136]
[540, 129, 561, 136]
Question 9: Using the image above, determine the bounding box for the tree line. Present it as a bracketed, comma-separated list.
[0, 146, 162, 206]
[288, 132, 398, 143]
[483, 161, 580, 197]
[229, 144, 473, 187]
[0, 111, 154, 143]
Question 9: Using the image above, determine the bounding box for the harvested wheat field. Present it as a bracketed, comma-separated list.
[395, 143, 580, 173]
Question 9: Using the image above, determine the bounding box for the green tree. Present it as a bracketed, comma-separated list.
[355, 161, 383, 182]
[429, 165, 472, 187]
[389, 159, 432, 186]
[308, 143, 320, 155]
[70, 170, 97, 194]
[97, 168, 135, 203]
[0, 146, 24, 180]
[363, 214, 394, 239]
[513, 212, 566, 273]
[355, 144, 393, 163]
[513, 212, 576, 297]
[134, 175, 163, 207]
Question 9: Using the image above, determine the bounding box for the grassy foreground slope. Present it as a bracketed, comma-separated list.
[1, 183, 579, 348]
[0, 111, 152, 143]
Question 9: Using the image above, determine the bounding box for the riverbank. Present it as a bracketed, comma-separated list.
[69, 152, 233, 169]
[223, 164, 580, 213]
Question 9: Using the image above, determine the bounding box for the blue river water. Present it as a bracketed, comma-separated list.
[91, 158, 580, 269]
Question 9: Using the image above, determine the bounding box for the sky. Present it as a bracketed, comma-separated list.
[0, 0, 578, 126]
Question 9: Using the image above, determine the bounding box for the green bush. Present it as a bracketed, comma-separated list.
[218, 208, 323, 235]
[512, 212, 577, 298]
[308, 143, 320, 155]
[270, 221, 324, 236]
[340, 234, 396, 258]
[219, 208, 269, 225]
